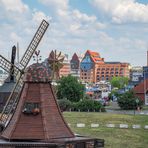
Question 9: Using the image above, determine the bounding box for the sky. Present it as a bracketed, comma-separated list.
[0, 0, 148, 66]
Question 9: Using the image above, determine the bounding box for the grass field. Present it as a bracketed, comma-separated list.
[63, 112, 148, 148]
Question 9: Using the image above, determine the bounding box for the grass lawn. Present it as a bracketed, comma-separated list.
[143, 105, 148, 110]
[63, 112, 148, 148]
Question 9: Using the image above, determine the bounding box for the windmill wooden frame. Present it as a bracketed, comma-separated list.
[0, 19, 49, 129]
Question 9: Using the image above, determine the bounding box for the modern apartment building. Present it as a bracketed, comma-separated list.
[130, 66, 143, 82]
[80, 50, 130, 83]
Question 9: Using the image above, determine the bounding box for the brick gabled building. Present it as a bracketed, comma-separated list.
[133, 79, 148, 105]
[70, 53, 80, 78]
[80, 50, 130, 83]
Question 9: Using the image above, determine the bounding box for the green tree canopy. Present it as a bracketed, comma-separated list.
[110, 76, 129, 89]
[57, 75, 85, 102]
[117, 90, 143, 110]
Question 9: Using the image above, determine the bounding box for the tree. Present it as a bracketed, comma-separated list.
[57, 75, 85, 102]
[110, 76, 129, 89]
[117, 90, 143, 110]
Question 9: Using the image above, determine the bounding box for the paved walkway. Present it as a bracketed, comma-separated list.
[106, 102, 148, 115]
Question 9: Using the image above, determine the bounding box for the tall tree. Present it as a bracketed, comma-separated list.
[57, 75, 85, 102]
[110, 76, 129, 89]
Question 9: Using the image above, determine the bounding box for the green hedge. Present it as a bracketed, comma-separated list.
[57, 99, 71, 111]
[58, 99, 105, 112]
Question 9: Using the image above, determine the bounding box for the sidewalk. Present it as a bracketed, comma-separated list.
[105, 101, 148, 115]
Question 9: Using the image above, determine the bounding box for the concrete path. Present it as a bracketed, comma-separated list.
[106, 101, 148, 115]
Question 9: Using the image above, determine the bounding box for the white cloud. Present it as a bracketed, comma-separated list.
[72, 10, 97, 23]
[39, 0, 69, 11]
[10, 32, 22, 43]
[0, 0, 147, 67]
[32, 10, 52, 23]
[1, 0, 28, 13]
[39, 0, 106, 32]
[0, 0, 51, 60]
[91, 0, 148, 23]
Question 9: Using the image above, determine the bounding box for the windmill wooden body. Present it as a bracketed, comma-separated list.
[0, 19, 74, 141]
[2, 61, 74, 140]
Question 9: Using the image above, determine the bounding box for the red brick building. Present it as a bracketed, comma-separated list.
[133, 79, 148, 105]
[80, 50, 130, 83]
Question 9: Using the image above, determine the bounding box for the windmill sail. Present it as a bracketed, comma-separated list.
[19, 20, 49, 70]
[0, 55, 21, 77]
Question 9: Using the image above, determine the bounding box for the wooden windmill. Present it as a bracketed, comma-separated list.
[48, 50, 65, 80]
[0, 19, 49, 135]
[0, 19, 75, 141]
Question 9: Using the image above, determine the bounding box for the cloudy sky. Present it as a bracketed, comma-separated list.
[0, 0, 148, 66]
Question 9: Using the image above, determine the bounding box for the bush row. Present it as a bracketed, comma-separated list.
[57, 99, 105, 112]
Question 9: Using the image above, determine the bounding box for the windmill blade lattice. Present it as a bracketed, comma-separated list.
[0, 55, 22, 77]
[0, 77, 23, 126]
[19, 20, 49, 70]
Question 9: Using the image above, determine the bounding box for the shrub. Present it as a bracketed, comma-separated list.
[117, 91, 144, 110]
[76, 99, 103, 112]
[58, 98, 106, 112]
